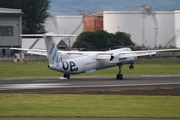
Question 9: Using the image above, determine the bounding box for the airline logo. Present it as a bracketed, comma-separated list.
[50, 42, 78, 71]
[49, 43, 60, 67]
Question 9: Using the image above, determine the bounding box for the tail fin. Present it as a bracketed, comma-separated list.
[43, 33, 77, 65]
[44, 33, 61, 65]
[21, 32, 76, 66]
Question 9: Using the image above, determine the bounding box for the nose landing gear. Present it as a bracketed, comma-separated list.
[129, 63, 134, 69]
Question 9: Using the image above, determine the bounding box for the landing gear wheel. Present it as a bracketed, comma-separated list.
[66, 74, 70, 79]
[129, 64, 134, 69]
[63, 73, 70, 79]
[116, 74, 123, 80]
[63, 74, 67, 78]
[129, 65, 134, 69]
[116, 64, 123, 80]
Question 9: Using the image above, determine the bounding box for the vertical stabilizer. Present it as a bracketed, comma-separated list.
[44, 33, 61, 66]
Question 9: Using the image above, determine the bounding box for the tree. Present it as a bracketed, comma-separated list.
[73, 30, 135, 50]
[0, 0, 50, 34]
[114, 32, 134, 46]
[73, 31, 96, 50]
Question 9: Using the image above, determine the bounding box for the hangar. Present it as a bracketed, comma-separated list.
[0, 8, 23, 56]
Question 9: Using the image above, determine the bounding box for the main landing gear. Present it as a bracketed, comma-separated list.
[63, 73, 70, 79]
[116, 65, 123, 80]
[116, 63, 134, 80]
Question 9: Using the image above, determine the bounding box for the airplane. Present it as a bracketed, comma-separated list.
[10, 32, 179, 80]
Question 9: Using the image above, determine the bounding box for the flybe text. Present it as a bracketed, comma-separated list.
[62, 61, 78, 72]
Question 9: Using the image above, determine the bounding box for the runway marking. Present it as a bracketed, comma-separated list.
[0, 82, 180, 90]
[0, 83, 70, 90]
[59, 77, 67, 79]
[55, 82, 180, 88]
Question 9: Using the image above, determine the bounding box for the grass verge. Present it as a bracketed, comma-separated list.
[0, 94, 180, 118]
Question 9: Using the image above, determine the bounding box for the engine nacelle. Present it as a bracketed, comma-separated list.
[110, 53, 120, 64]
[110, 53, 137, 64]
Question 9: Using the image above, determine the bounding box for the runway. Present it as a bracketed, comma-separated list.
[0, 76, 180, 94]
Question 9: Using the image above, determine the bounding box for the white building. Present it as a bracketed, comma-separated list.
[22, 15, 83, 50]
[103, 10, 180, 48]
[23, 9, 180, 50]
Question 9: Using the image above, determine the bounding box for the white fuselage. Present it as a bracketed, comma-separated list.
[48, 48, 137, 74]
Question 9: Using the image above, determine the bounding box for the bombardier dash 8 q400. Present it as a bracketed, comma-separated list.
[11, 32, 179, 80]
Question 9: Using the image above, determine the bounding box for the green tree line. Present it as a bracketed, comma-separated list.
[73, 30, 134, 50]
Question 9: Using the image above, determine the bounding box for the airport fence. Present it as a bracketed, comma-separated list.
[0, 54, 47, 62]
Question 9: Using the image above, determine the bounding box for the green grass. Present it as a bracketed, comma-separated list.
[0, 61, 60, 78]
[0, 58, 180, 119]
[0, 57, 180, 78]
[0, 94, 180, 118]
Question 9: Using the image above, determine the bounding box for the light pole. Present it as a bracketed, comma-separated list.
[142, 13, 145, 46]
[154, 27, 157, 48]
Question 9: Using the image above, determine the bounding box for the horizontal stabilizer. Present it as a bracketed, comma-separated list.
[44, 33, 77, 37]
[20, 32, 77, 37]
[20, 34, 44, 37]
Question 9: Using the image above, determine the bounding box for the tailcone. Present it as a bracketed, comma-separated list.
[47, 64, 56, 70]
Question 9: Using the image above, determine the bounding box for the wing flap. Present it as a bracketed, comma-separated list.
[96, 53, 113, 60]
[66, 53, 84, 56]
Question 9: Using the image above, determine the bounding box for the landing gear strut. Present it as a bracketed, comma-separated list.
[116, 65, 123, 80]
[63, 73, 70, 79]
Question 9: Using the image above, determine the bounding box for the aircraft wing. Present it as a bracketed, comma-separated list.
[119, 49, 179, 58]
[96, 48, 179, 60]
[96, 50, 156, 60]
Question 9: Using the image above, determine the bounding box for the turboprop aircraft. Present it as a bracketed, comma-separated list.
[11, 32, 179, 80]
